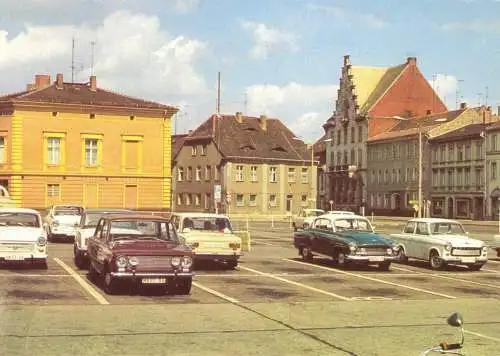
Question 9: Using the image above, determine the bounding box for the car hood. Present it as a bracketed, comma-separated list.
[180, 231, 242, 243]
[432, 234, 484, 247]
[335, 231, 392, 246]
[110, 240, 192, 256]
[0, 227, 44, 242]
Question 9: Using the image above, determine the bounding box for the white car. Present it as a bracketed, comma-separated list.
[45, 205, 84, 242]
[0, 208, 48, 268]
[390, 218, 488, 270]
[293, 208, 325, 228]
[73, 208, 134, 269]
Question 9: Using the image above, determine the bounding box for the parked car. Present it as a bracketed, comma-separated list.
[293, 208, 325, 228]
[87, 214, 194, 295]
[326, 210, 355, 215]
[293, 214, 399, 270]
[0, 208, 48, 268]
[390, 218, 488, 270]
[171, 212, 242, 269]
[73, 208, 134, 269]
[44, 205, 84, 242]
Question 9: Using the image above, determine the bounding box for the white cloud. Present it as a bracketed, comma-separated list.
[173, 0, 199, 13]
[306, 3, 387, 29]
[240, 20, 298, 60]
[428, 74, 460, 108]
[0, 10, 208, 101]
[244, 82, 338, 140]
[441, 20, 500, 34]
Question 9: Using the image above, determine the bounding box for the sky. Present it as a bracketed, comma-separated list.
[1, 0, 500, 142]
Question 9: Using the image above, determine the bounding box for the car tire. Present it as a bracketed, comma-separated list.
[467, 263, 484, 271]
[395, 246, 408, 263]
[301, 247, 313, 262]
[336, 252, 349, 268]
[38, 259, 48, 270]
[378, 262, 391, 271]
[429, 250, 445, 270]
[103, 270, 119, 295]
[176, 277, 192, 295]
[226, 260, 238, 270]
[73, 247, 88, 270]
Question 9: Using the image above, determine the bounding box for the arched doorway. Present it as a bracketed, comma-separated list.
[447, 197, 453, 218]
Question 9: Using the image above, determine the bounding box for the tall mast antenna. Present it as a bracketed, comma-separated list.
[71, 37, 76, 83]
[216, 71, 221, 114]
[90, 41, 96, 76]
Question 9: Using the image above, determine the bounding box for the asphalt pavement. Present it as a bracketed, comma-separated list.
[1, 224, 500, 355]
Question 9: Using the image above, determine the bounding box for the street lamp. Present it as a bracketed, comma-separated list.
[392, 116, 448, 218]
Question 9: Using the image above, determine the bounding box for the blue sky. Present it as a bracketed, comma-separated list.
[1, 0, 500, 141]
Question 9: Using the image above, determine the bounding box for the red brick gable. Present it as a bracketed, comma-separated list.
[368, 60, 447, 118]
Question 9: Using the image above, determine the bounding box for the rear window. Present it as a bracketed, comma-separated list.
[54, 206, 83, 216]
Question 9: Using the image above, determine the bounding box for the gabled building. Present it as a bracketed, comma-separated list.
[321, 55, 448, 213]
[172, 112, 315, 215]
[311, 134, 328, 210]
[0, 73, 177, 209]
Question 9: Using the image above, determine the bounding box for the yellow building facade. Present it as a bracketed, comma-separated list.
[0, 73, 177, 210]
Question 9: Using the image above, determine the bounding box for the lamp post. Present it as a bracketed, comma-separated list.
[392, 116, 448, 218]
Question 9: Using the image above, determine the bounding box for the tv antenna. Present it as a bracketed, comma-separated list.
[70, 37, 84, 83]
[90, 40, 97, 76]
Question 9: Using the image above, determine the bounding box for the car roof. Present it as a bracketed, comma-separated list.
[172, 212, 230, 219]
[316, 213, 368, 220]
[54, 205, 83, 209]
[84, 209, 134, 214]
[406, 218, 460, 224]
[0, 207, 40, 215]
[102, 214, 170, 221]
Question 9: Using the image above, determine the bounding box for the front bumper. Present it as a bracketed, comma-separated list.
[346, 255, 397, 263]
[442, 256, 488, 265]
[194, 252, 241, 261]
[110, 271, 194, 278]
[0, 253, 47, 263]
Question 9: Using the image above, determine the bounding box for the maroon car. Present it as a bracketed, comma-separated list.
[87, 214, 194, 295]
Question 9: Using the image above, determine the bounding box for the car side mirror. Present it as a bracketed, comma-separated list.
[446, 312, 463, 327]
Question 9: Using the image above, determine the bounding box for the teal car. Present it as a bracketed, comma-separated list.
[293, 214, 399, 271]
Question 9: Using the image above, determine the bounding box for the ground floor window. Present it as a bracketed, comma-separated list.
[456, 199, 470, 218]
[431, 198, 444, 216]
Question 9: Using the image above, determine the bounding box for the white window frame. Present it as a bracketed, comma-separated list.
[269, 194, 277, 207]
[235, 165, 244, 182]
[249, 194, 257, 206]
[195, 167, 202, 181]
[301, 167, 308, 183]
[85, 138, 98, 166]
[269, 167, 277, 183]
[288, 168, 296, 183]
[250, 166, 258, 182]
[47, 184, 60, 198]
[177, 167, 184, 181]
[47, 137, 61, 165]
[236, 194, 244, 206]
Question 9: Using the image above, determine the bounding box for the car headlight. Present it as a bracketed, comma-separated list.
[116, 255, 128, 268]
[37, 236, 47, 246]
[128, 256, 139, 267]
[171, 256, 181, 267]
[348, 242, 357, 252]
[386, 248, 393, 255]
[181, 256, 193, 268]
[444, 243, 452, 251]
[482, 246, 488, 253]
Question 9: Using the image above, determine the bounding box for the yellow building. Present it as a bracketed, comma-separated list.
[0, 73, 177, 209]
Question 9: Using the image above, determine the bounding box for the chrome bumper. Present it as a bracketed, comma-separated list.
[110, 272, 194, 278]
[347, 255, 397, 263]
[443, 256, 488, 264]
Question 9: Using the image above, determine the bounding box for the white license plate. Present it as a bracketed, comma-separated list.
[142, 278, 166, 284]
[461, 257, 476, 263]
[206, 243, 226, 248]
[4, 256, 24, 261]
[369, 256, 385, 262]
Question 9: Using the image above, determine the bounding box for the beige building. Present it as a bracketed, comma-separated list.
[486, 120, 500, 218]
[172, 113, 316, 215]
[367, 106, 491, 217]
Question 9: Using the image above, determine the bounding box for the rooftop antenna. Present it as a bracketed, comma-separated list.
[244, 91, 248, 114]
[216, 71, 221, 114]
[71, 37, 76, 83]
[485, 86, 489, 106]
[90, 40, 96, 76]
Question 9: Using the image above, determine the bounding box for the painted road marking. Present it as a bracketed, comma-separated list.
[192, 281, 240, 304]
[53, 258, 109, 305]
[0, 274, 71, 277]
[482, 267, 500, 273]
[284, 259, 457, 299]
[465, 330, 500, 342]
[239, 265, 351, 301]
[253, 240, 281, 247]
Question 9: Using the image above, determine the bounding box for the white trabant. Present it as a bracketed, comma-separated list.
[171, 212, 242, 269]
[293, 208, 326, 228]
[0, 208, 48, 268]
[45, 205, 84, 241]
[390, 218, 488, 270]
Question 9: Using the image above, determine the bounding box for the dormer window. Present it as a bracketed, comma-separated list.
[243, 126, 258, 132]
[272, 146, 287, 152]
[240, 144, 256, 152]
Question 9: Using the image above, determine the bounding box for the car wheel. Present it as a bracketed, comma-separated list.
[467, 263, 484, 271]
[176, 277, 192, 295]
[396, 247, 408, 263]
[73, 246, 88, 270]
[429, 250, 445, 270]
[378, 262, 391, 271]
[103, 270, 119, 295]
[226, 260, 238, 270]
[301, 247, 313, 262]
[38, 259, 48, 270]
[336, 252, 348, 268]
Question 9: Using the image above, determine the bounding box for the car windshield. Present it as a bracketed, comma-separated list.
[0, 212, 40, 227]
[334, 218, 373, 232]
[83, 212, 131, 227]
[307, 210, 325, 217]
[183, 217, 233, 232]
[430, 222, 466, 235]
[54, 206, 82, 216]
[108, 219, 178, 242]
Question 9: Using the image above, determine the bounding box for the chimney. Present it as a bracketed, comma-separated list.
[56, 73, 63, 89]
[89, 75, 97, 91]
[259, 114, 267, 131]
[188, 130, 193, 135]
[235, 111, 243, 123]
[406, 57, 417, 66]
[34, 74, 51, 89]
[460, 102, 467, 109]
[426, 109, 432, 115]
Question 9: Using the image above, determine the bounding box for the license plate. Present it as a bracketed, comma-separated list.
[142, 278, 166, 284]
[369, 256, 385, 262]
[461, 257, 476, 263]
[206, 243, 225, 248]
[4, 256, 24, 261]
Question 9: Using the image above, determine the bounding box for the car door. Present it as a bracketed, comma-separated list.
[413, 222, 432, 260]
[310, 218, 330, 255]
[396, 221, 417, 257]
[88, 219, 106, 272]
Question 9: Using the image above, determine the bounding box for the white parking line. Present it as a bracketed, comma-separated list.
[192, 281, 240, 304]
[253, 240, 280, 247]
[283, 259, 457, 299]
[0, 274, 71, 277]
[53, 258, 109, 305]
[239, 265, 351, 301]
[482, 267, 500, 273]
[465, 330, 500, 342]
[487, 259, 500, 264]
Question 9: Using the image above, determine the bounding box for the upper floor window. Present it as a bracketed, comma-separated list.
[492, 134, 498, 151]
[0, 136, 5, 164]
[476, 141, 483, 159]
[250, 166, 258, 182]
[358, 126, 363, 142]
[205, 166, 211, 180]
[288, 167, 296, 182]
[195, 166, 202, 181]
[201, 144, 207, 156]
[187, 166, 192, 180]
[47, 137, 62, 165]
[301, 167, 308, 183]
[269, 167, 277, 183]
[448, 144, 454, 161]
[191, 146, 197, 156]
[457, 145, 463, 161]
[350, 127, 355, 143]
[122, 135, 143, 172]
[343, 127, 348, 145]
[85, 139, 99, 166]
[337, 130, 341, 145]
[177, 167, 184, 181]
[235, 165, 244, 182]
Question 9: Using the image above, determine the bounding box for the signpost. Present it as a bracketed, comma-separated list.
[214, 185, 221, 214]
[329, 200, 333, 211]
